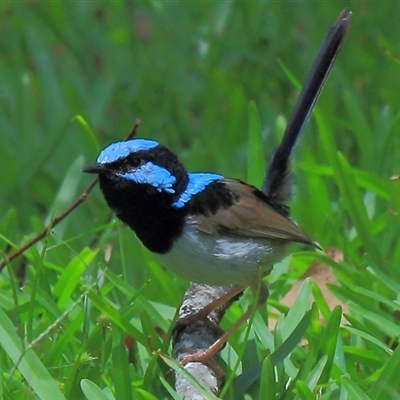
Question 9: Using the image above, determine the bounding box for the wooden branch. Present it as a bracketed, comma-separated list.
[172, 284, 240, 399]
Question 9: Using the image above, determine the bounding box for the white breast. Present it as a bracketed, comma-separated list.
[154, 223, 286, 286]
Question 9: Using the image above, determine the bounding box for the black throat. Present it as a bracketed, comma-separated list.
[98, 175, 186, 254]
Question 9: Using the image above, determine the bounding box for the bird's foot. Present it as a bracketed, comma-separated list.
[178, 347, 225, 380]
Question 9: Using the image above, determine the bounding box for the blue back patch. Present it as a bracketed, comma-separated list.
[173, 173, 222, 208]
[97, 139, 159, 164]
[118, 162, 176, 194]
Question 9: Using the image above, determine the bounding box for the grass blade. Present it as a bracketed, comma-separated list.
[0, 307, 66, 400]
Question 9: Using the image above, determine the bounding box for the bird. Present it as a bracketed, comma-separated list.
[82, 9, 350, 364]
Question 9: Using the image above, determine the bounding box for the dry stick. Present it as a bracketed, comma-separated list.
[173, 284, 238, 398]
[0, 118, 142, 272]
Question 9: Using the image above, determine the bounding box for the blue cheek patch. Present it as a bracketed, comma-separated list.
[97, 139, 159, 164]
[173, 173, 222, 208]
[118, 162, 177, 194]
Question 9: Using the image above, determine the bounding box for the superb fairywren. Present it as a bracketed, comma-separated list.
[83, 9, 350, 363]
[82, 138, 314, 285]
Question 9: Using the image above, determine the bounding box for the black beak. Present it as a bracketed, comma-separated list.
[81, 163, 107, 174]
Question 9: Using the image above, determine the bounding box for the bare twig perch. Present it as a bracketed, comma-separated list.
[173, 284, 240, 399]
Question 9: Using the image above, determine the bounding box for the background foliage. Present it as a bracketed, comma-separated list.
[0, 1, 399, 399]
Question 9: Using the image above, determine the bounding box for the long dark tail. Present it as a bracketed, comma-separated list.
[263, 9, 351, 206]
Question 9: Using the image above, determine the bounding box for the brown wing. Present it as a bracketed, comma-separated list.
[187, 178, 317, 247]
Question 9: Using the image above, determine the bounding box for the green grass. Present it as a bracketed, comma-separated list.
[0, 2, 399, 399]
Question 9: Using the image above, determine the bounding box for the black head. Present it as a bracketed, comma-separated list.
[82, 138, 188, 253]
[82, 138, 189, 199]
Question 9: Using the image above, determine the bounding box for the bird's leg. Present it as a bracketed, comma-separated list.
[175, 284, 245, 331]
[173, 284, 245, 379]
[178, 283, 269, 366]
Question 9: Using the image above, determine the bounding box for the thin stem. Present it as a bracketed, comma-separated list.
[0, 118, 142, 272]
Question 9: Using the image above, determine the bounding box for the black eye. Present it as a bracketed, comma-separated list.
[128, 156, 141, 168]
